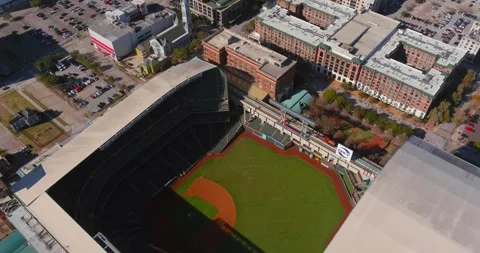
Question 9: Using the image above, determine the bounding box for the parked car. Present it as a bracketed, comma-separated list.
[466, 127, 475, 133]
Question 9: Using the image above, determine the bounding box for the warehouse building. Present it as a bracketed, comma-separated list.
[326, 136, 480, 253]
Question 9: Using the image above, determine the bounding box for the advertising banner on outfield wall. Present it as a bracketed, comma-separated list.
[336, 144, 353, 162]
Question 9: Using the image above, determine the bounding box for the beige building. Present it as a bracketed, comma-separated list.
[331, 0, 386, 12]
[458, 21, 480, 62]
[189, 0, 246, 26]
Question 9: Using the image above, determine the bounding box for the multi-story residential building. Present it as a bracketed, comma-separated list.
[457, 21, 480, 62]
[254, 4, 354, 69]
[203, 29, 297, 101]
[188, 0, 246, 26]
[330, 0, 387, 12]
[253, 1, 466, 118]
[275, 0, 355, 29]
[357, 29, 466, 118]
[317, 11, 399, 84]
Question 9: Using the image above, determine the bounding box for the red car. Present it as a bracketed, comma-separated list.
[90, 14, 96, 18]
[466, 127, 475, 133]
[75, 86, 82, 92]
[467, 122, 475, 128]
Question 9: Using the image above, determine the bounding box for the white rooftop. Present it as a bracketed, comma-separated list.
[89, 8, 176, 41]
[285, 0, 355, 21]
[14, 59, 216, 206]
[329, 11, 399, 61]
[326, 137, 480, 253]
[364, 29, 467, 96]
[257, 5, 353, 46]
[205, 29, 296, 79]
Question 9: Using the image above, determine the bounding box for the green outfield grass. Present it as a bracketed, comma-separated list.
[176, 138, 345, 252]
[185, 196, 217, 219]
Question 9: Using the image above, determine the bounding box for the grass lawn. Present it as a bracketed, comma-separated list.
[340, 173, 355, 195]
[0, 91, 33, 112]
[176, 138, 345, 252]
[23, 121, 63, 147]
[22, 90, 69, 127]
[0, 91, 63, 151]
[185, 196, 217, 219]
[344, 128, 375, 143]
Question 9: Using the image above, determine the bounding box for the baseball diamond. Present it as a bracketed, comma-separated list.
[172, 132, 351, 252]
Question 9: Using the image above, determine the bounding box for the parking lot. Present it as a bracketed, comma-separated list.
[54, 56, 123, 113]
[390, 0, 480, 47]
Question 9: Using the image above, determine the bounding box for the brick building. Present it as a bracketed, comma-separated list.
[254, 4, 354, 69]
[203, 29, 296, 101]
[252, 1, 467, 118]
[316, 11, 399, 84]
[357, 29, 466, 118]
[188, 0, 246, 26]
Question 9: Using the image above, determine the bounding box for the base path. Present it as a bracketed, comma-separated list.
[183, 178, 237, 227]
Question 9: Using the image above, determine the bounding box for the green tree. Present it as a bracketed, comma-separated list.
[368, 97, 379, 104]
[34, 55, 55, 73]
[196, 31, 207, 40]
[242, 19, 256, 34]
[30, 0, 43, 7]
[39, 73, 62, 87]
[475, 142, 480, 150]
[188, 38, 201, 53]
[359, 92, 368, 99]
[365, 111, 378, 123]
[322, 88, 337, 104]
[344, 103, 353, 113]
[452, 91, 461, 105]
[171, 48, 188, 65]
[335, 96, 347, 109]
[353, 106, 366, 118]
[1, 12, 12, 21]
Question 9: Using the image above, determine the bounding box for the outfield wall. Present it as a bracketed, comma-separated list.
[240, 98, 382, 181]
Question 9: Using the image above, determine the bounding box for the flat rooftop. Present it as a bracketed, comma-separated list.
[256, 5, 352, 47]
[329, 11, 399, 61]
[285, 0, 355, 21]
[13, 58, 217, 206]
[205, 29, 296, 79]
[364, 29, 467, 97]
[204, 0, 238, 9]
[89, 8, 175, 41]
[326, 137, 480, 253]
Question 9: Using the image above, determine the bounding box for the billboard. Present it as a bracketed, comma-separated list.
[336, 144, 353, 161]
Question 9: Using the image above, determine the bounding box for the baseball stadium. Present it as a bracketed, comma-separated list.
[6, 59, 354, 253]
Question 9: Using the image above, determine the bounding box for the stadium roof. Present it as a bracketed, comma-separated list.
[14, 58, 217, 205]
[11, 58, 218, 253]
[326, 137, 480, 253]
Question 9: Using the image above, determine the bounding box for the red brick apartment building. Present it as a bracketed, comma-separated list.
[253, 2, 466, 118]
[203, 29, 296, 101]
[276, 0, 337, 28]
[357, 29, 466, 118]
